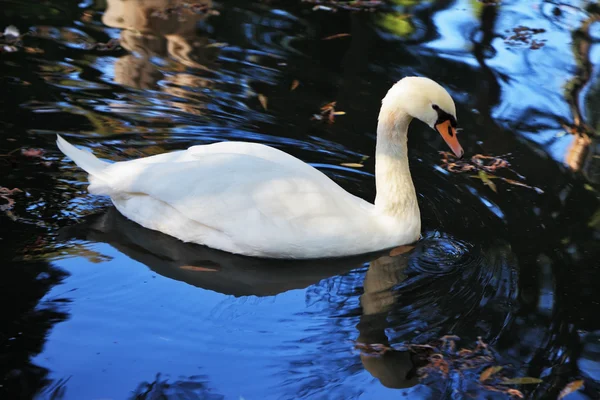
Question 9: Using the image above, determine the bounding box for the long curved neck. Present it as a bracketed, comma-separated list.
[374, 107, 419, 218]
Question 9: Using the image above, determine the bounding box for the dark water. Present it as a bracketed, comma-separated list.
[1, 0, 600, 399]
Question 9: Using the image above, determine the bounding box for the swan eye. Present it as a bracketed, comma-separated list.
[432, 105, 457, 128]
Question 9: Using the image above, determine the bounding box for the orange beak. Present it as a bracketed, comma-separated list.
[435, 120, 464, 158]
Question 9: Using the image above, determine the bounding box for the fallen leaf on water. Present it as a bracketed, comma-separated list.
[21, 148, 45, 158]
[290, 80, 300, 91]
[322, 33, 351, 40]
[312, 101, 345, 124]
[589, 208, 600, 228]
[506, 389, 524, 398]
[478, 170, 497, 192]
[480, 366, 503, 382]
[321, 101, 337, 111]
[0, 187, 22, 196]
[179, 265, 218, 272]
[500, 377, 543, 385]
[340, 163, 363, 168]
[0, 187, 22, 212]
[24, 47, 44, 54]
[558, 380, 584, 400]
[81, 11, 94, 23]
[205, 42, 228, 48]
[258, 94, 268, 110]
[443, 151, 542, 193]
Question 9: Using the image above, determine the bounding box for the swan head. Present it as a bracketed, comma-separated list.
[382, 76, 464, 158]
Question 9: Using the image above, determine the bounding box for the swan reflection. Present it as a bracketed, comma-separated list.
[61, 207, 422, 389]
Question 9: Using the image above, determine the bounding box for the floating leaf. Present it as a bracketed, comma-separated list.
[0, 187, 22, 212]
[322, 33, 351, 40]
[558, 380, 584, 400]
[500, 377, 543, 385]
[480, 366, 503, 382]
[24, 47, 44, 54]
[506, 389, 524, 398]
[340, 163, 363, 168]
[478, 170, 497, 192]
[313, 101, 344, 124]
[589, 208, 600, 229]
[205, 42, 228, 48]
[320, 101, 337, 111]
[0, 187, 22, 196]
[290, 80, 300, 91]
[258, 94, 268, 110]
[21, 148, 45, 158]
[179, 265, 218, 272]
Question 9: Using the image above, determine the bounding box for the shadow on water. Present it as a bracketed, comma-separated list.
[0, 0, 599, 398]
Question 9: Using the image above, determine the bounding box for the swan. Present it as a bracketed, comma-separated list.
[57, 76, 463, 259]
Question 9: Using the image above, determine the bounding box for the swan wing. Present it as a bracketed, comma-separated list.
[102, 149, 373, 256]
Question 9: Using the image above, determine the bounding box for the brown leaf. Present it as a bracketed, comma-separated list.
[321, 101, 336, 111]
[0, 187, 22, 211]
[506, 389, 524, 398]
[258, 94, 268, 110]
[500, 377, 543, 385]
[24, 47, 44, 54]
[558, 380, 584, 400]
[21, 148, 45, 158]
[480, 366, 503, 382]
[179, 265, 218, 272]
[322, 33, 351, 40]
[290, 80, 300, 91]
[0, 187, 22, 196]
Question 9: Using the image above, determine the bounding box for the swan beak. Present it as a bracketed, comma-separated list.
[435, 120, 464, 158]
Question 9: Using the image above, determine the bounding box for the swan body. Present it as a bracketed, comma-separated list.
[57, 77, 462, 259]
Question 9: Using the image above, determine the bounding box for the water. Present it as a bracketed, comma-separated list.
[1, 0, 599, 399]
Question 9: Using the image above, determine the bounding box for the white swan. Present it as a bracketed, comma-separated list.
[57, 77, 463, 259]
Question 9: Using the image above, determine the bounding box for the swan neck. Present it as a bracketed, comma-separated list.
[374, 109, 418, 218]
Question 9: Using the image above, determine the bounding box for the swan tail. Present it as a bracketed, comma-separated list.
[56, 134, 110, 176]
